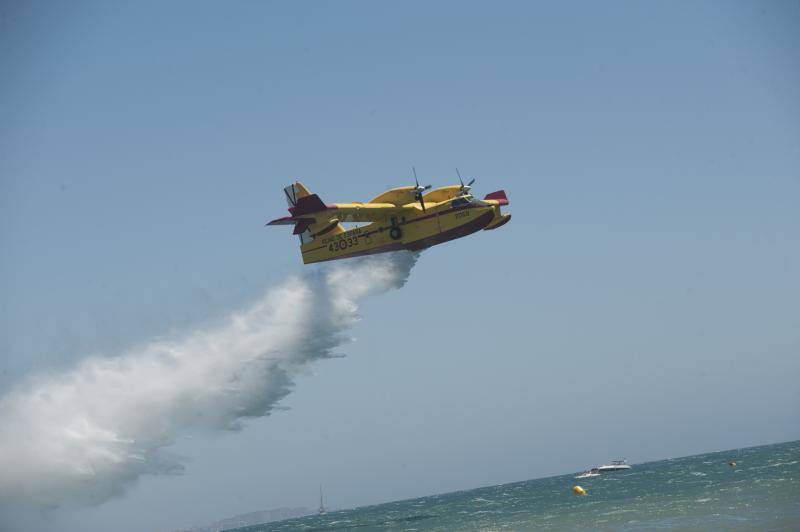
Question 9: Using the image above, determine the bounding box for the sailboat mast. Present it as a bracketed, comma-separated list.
[318, 484, 326, 514]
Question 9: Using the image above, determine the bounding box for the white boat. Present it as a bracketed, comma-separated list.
[575, 468, 601, 479]
[596, 460, 631, 472]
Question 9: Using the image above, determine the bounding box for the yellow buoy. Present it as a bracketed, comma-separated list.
[573, 485, 587, 496]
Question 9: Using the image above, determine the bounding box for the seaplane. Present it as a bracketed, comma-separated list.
[267, 170, 511, 264]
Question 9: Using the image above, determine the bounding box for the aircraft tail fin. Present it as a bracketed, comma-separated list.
[269, 181, 341, 246]
[283, 182, 312, 207]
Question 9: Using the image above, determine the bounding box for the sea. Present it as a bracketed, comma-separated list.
[229, 440, 799, 531]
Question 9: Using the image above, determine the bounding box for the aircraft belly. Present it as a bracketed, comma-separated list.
[406, 210, 494, 251]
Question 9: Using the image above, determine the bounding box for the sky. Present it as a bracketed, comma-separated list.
[1, 0, 799, 530]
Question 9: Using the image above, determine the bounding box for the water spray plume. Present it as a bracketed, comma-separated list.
[0, 252, 419, 508]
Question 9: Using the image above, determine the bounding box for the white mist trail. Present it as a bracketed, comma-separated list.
[0, 252, 418, 508]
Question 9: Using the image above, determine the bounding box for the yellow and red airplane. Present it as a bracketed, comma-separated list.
[267, 171, 510, 264]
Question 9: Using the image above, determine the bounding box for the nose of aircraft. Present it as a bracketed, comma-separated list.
[483, 204, 511, 231]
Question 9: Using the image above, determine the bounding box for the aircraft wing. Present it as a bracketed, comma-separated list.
[268, 197, 402, 229]
[326, 202, 403, 222]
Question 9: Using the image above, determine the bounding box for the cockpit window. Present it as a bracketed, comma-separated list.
[451, 197, 470, 207]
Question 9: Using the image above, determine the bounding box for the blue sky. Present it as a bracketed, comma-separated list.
[1, 1, 799, 531]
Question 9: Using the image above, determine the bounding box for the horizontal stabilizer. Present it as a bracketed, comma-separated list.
[483, 190, 509, 206]
[266, 216, 297, 226]
[266, 215, 315, 224]
[291, 194, 327, 216]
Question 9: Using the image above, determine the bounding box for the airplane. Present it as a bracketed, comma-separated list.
[267, 170, 511, 264]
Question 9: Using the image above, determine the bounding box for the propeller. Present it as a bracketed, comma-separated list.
[456, 168, 475, 196]
[412, 166, 432, 211]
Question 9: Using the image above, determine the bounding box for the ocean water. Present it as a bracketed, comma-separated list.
[230, 440, 800, 531]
